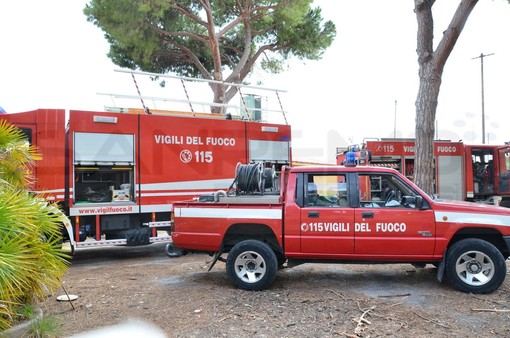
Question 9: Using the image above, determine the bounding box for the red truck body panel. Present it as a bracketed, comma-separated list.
[2, 109, 67, 199]
[172, 165, 510, 260]
[173, 203, 283, 252]
[1, 108, 291, 248]
[2, 108, 291, 207]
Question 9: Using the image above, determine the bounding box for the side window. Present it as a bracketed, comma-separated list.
[472, 148, 495, 194]
[358, 174, 418, 208]
[19, 127, 33, 144]
[305, 174, 348, 207]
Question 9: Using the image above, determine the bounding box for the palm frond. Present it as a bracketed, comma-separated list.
[0, 121, 69, 330]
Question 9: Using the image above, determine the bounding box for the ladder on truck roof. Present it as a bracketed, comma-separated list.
[97, 69, 289, 124]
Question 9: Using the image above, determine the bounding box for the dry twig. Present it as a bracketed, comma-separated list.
[385, 302, 404, 309]
[353, 302, 376, 335]
[413, 311, 450, 328]
[471, 308, 510, 313]
[378, 293, 411, 298]
[470, 295, 507, 305]
[326, 289, 347, 299]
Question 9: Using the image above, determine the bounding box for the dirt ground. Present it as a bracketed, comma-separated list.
[40, 242, 510, 337]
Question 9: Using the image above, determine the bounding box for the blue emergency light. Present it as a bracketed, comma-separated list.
[344, 151, 356, 166]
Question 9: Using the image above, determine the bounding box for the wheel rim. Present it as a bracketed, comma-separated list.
[234, 250, 266, 284]
[455, 250, 495, 286]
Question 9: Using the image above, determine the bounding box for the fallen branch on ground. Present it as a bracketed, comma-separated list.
[470, 294, 507, 305]
[353, 303, 376, 335]
[471, 308, 510, 313]
[413, 311, 450, 328]
[326, 289, 347, 299]
[377, 293, 411, 298]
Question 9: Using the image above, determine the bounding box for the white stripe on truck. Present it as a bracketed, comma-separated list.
[175, 207, 282, 220]
[435, 211, 510, 227]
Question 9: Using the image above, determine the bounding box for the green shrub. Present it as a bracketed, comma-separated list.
[0, 120, 69, 332]
[29, 313, 62, 337]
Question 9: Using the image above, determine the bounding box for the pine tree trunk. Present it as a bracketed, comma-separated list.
[211, 82, 225, 114]
[414, 62, 440, 195]
[414, 0, 478, 195]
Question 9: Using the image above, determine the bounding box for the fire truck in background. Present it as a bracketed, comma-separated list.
[337, 138, 510, 207]
[1, 74, 291, 254]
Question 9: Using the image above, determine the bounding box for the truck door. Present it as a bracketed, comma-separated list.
[497, 146, 510, 197]
[299, 173, 355, 255]
[354, 173, 436, 258]
[470, 147, 495, 197]
[15, 124, 37, 188]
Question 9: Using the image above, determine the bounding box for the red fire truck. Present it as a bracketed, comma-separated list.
[337, 139, 510, 207]
[1, 108, 291, 253]
[171, 160, 510, 294]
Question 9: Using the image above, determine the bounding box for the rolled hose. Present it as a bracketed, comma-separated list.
[232, 162, 276, 194]
[214, 189, 227, 202]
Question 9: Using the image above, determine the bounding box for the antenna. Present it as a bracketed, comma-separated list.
[472, 52, 494, 144]
[393, 99, 397, 138]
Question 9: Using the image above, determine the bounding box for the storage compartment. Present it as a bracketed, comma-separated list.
[101, 214, 131, 231]
[74, 166, 134, 203]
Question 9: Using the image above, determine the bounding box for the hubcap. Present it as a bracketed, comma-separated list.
[466, 260, 482, 274]
[234, 251, 266, 284]
[455, 251, 494, 286]
[246, 260, 257, 271]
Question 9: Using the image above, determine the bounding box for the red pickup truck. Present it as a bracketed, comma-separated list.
[170, 163, 510, 294]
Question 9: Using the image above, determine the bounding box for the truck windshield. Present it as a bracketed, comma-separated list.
[499, 148, 510, 172]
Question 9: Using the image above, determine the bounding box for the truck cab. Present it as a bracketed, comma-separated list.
[337, 139, 510, 207]
[464, 144, 510, 206]
[284, 166, 435, 260]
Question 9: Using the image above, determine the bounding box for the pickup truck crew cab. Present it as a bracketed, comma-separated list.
[170, 161, 510, 294]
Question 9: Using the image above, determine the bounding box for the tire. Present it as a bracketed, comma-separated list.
[226, 240, 278, 291]
[445, 238, 506, 294]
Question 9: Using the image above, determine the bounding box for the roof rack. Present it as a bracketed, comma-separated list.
[97, 69, 288, 124]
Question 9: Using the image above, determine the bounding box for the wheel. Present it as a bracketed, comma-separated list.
[226, 240, 278, 291]
[445, 238, 506, 294]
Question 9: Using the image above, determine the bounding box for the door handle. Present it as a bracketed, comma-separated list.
[362, 212, 374, 218]
[308, 211, 319, 218]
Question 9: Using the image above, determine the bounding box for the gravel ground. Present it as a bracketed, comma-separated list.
[40, 242, 510, 337]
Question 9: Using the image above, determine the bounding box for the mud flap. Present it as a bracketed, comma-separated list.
[165, 243, 187, 258]
[437, 255, 447, 282]
[207, 250, 225, 271]
[50, 205, 75, 255]
[63, 218, 76, 255]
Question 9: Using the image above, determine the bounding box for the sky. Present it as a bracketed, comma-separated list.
[1, 1, 510, 164]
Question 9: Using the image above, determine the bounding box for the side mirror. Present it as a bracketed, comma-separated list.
[401, 195, 423, 209]
[415, 196, 423, 209]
